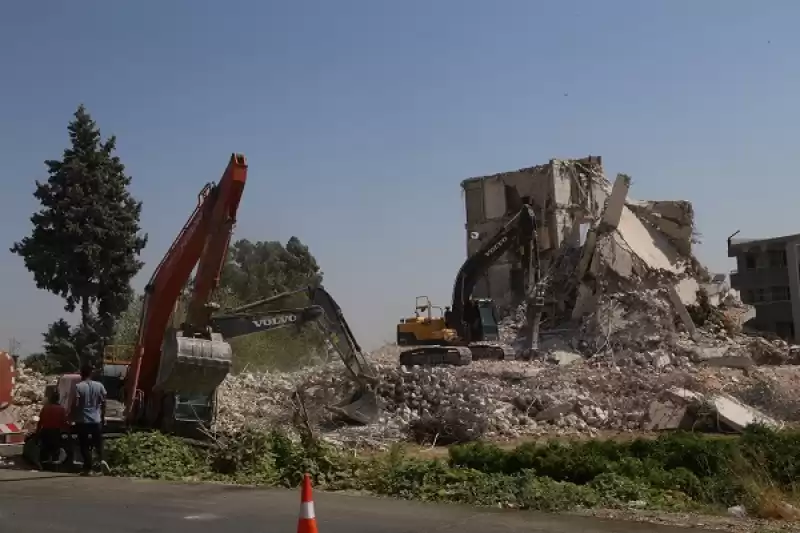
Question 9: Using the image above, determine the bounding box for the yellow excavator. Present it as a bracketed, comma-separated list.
[396, 203, 543, 366]
[397, 296, 457, 345]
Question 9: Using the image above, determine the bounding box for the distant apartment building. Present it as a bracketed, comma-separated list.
[728, 233, 800, 342]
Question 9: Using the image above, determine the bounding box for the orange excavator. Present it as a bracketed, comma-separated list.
[120, 153, 250, 436]
[23, 154, 376, 468]
[119, 154, 377, 437]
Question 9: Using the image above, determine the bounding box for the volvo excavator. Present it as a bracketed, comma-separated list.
[211, 282, 379, 425]
[396, 203, 543, 366]
[49, 154, 376, 444]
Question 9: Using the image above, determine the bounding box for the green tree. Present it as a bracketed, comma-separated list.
[111, 293, 144, 346]
[220, 237, 322, 304]
[11, 104, 147, 366]
[38, 318, 90, 372]
[216, 237, 327, 371]
[106, 238, 325, 372]
[24, 352, 60, 375]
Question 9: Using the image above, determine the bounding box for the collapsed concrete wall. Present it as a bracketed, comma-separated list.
[461, 156, 607, 309]
[461, 156, 700, 324]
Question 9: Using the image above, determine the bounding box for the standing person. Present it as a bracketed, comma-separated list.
[36, 390, 68, 468]
[73, 364, 110, 475]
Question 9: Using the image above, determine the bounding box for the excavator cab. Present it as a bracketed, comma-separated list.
[464, 298, 502, 343]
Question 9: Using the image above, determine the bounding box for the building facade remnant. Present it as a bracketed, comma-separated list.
[728, 233, 800, 342]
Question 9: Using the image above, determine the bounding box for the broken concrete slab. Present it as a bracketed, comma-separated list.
[664, 387, 704, 404]
[667, 286, 697, 336]
[652, 352, 672, 370]
[702, 355, 755, 370]
[598, 174, 630, 231]
[643, 401, 692, 431]
[549, 350, 583, 366]
[535, 401, 575, 422]
[613, 206, 685, 275]
[674, 277, 700, 306]
[707, 393, 781, 432]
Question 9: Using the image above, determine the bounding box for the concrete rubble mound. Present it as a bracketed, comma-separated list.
[11, 363, 50, 429]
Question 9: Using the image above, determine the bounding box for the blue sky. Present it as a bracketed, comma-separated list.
[1, 1, 798, 354]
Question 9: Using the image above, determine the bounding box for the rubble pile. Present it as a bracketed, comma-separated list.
[215, 333, 797, 449]
[11, 363, 49, 425]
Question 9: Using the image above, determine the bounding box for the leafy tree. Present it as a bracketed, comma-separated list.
[111, 293, 144, 346]
[11, 104, 147, 366]
[24, 352, 60, 375]
[106, 238, 325, 372]
[32, 318, 99, 373]
[219, 237, 322, 305]
[216, 237, 327, 371]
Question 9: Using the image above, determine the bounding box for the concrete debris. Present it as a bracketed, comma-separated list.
[11, 363, 50, 430]
[212, 341, 797, 449]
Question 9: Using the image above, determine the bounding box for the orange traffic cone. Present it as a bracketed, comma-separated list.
[297, 473, 318, 533]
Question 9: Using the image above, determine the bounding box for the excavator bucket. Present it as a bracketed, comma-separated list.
[328, 388, 380, 425]
[155, 329, 233, 395]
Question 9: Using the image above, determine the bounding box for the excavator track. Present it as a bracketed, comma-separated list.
[399, 345, 472, 366]
[398, 342, 516, 366]
[468, 342, 516, 361]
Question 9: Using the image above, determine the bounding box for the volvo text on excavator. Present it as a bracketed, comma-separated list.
[396, 203, 543, 366]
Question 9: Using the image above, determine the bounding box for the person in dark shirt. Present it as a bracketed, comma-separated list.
[73, 364, 110, 475]
[37, 390, 68, 467]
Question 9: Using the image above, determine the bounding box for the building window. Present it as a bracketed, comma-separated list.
[768, 250, 788, 268]
[745, 253, 757, 270]
[754, 288, 767, 303]
[776, 321, 795, 341]
[771, 286, 791, 301]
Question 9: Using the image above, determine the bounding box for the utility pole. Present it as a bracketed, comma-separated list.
[8, 338, 20, 367]
[8, 338, 20, 356]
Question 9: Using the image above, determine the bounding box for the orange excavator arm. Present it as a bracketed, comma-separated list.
[124, 154, 247, 425]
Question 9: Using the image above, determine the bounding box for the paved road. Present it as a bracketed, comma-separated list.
[0, 470, 704, 532]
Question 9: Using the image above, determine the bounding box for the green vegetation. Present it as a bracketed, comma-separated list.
[103, 237, 326, 373]
[217, 237, 326, 372]
[106, 426, 800, 518]
[14, 105, 147, 371]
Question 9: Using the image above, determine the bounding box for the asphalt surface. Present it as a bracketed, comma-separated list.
[0, 470, 704, 533]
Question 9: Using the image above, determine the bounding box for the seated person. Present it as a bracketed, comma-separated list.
[37, 391, 68, 466]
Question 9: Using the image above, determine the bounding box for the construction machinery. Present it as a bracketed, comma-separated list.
[115, 153, 249, 437]
[396, 203, 543, 366]
[112, 153, 376, 437]
[216, 282, 379, 425]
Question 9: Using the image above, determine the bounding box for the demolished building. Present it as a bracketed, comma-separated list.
[728, 232, 800, 343]
[460, 156, 703, 328]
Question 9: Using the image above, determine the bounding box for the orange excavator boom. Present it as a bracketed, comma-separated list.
[123, 154, 247, 429]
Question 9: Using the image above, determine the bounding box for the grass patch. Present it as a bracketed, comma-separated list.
[106, 425, 800, 518]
